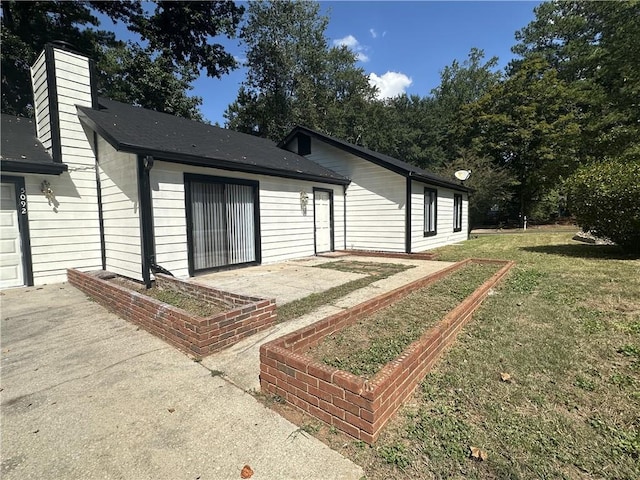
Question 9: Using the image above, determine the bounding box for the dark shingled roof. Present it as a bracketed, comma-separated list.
[280, 126, 471, 192]
[0, 114, 67, 175]
[77, 98, 349, 185]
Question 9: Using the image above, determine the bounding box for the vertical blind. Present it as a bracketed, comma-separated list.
[190, 181, 256, 270]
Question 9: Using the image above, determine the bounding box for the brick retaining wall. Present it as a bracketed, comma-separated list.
[259, 258, 514, 444]
[68, 269, 277, 357]
[337, 250, 437, 260]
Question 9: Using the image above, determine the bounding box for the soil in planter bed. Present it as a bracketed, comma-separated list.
[305, 263, 501, 378]
[109, 277, 229, 317]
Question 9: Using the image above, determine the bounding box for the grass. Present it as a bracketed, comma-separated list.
[303, 233, 639, 479]
[112, 277, 230, 317]
[305, 263, 501, 378]
[142, 288, 228, 317]
[276, 261, 413, 322]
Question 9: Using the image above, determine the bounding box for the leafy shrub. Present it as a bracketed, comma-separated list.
[566, 159, 640, 252]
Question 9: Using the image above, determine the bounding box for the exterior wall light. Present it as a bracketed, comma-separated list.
[300, 190, 309, 214]
[40, 180, 55, 204]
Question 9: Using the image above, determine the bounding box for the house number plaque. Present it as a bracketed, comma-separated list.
[19, 186, 27, 215]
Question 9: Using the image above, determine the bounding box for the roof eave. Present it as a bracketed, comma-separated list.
[0, 159, 68, 175]
[134, 149, 351, 185]
[409, 172, 472, 192]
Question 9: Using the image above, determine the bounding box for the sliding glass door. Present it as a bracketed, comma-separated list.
[186, 175, 259, 273]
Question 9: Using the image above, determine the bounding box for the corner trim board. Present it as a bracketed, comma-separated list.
[44, 45, 63, 164]
[405, 177, 412, 253]
[137, 155, 155, 288]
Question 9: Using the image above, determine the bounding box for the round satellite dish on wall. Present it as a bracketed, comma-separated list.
[454, 170, 472, 181]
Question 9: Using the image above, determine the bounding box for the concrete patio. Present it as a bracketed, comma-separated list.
[195, 255, 454, 392]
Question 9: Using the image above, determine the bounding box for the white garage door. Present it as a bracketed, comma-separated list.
[0, 182, 24, 288]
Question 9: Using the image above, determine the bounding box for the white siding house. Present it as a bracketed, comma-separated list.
[1, 43, 469, 290]
[305, 141, 406, 252]
[149, 161, 345, 279]
[281, 127, 470, 255]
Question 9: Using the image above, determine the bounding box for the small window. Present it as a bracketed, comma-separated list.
[424, 188, 437, 237]
[454, 194, 463, 232]
[297, 134, 311, 155]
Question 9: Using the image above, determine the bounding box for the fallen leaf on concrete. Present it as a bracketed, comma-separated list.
[240, 464, 254, 478]
[168, 408, 175, 413]
[500, 372, 512, 382]
[470, 446, 488, 461]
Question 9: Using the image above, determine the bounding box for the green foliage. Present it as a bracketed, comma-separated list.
[98, 43, 204, 121]
[566, 159, 640, 252]
[225, 0, 375, 141]
[436, 149, 516, 226]
[360, 94, 445, 169]
[462, 55, 583, 218]
[362, 49, 502, 172]
[377, 442, 413, 468]
[512, 0, 640, 162]
[1, 0, 243, 119]
[505, 268, 546, 294]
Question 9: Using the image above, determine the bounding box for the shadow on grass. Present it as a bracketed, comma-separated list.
[521, 243, 639, 260]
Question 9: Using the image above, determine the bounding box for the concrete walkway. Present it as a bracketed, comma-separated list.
[196, 256, 454, 392]
[1, 255, 454, 479]
[0, 284, 362, 480]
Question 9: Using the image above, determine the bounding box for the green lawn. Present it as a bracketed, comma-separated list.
[340, 232, 640, 479]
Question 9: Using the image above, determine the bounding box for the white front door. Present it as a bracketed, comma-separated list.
[314, 190, 332, 253]
[0, 183, 24, 288]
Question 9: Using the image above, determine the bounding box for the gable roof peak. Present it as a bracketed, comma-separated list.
[280, 126, 471, 192]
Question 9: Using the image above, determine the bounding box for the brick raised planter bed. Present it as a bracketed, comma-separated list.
[337, 250, 437, 261]
[259, 258, 514, 444]
[68, 269, 277, 357]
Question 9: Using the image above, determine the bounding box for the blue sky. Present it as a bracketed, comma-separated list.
[101, 1, 542, 125]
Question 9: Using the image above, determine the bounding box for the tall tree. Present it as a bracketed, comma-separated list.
[360, 94, 444, 169]
[224, 0, 375, 141]
[462, 55, 583, 219]
[431, 48, 502, 165]
[1, 0, 244, 119]
[512, 0, 640, 161]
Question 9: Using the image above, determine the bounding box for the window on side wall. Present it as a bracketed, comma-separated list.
[424, 188, 437, 237]
[454, 194, 463, 232]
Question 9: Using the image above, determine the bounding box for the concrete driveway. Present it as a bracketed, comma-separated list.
[0, 284, 362, 480]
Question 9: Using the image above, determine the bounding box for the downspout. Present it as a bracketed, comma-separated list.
[343, 183, 347, 250]
[137, 155, 155, 288]
[467, 191, 472, 240]
[405, 174, 412, 254]
[94, 132, 106, 270]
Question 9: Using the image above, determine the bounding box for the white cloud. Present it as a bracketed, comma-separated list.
[333, 34, 369, 62]
[369, 28, 377, 39]
[368, 71, 413, 99]
[333, 34, 359, 49]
